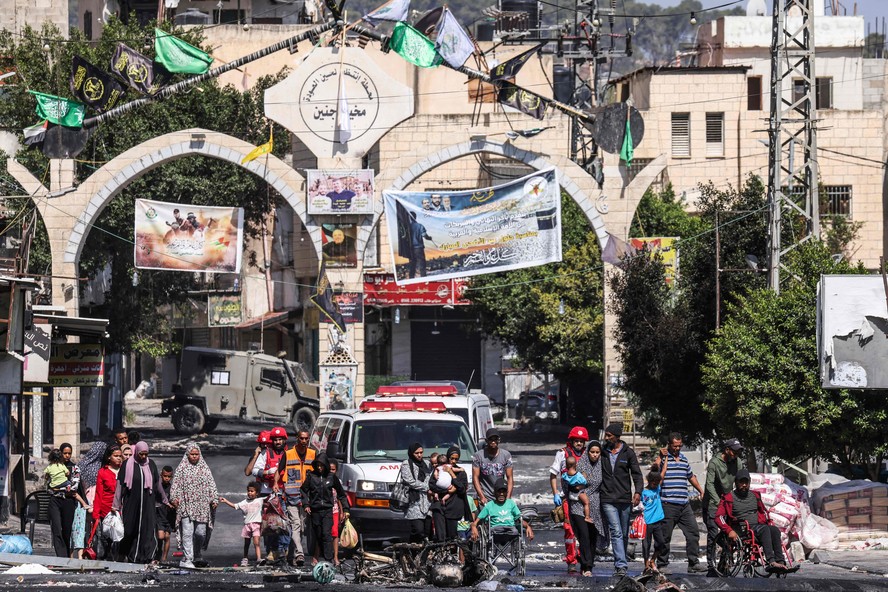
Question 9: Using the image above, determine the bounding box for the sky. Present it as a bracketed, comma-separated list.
[654, 0, 888, 32]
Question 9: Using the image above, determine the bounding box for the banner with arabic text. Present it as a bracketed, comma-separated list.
[208, 294, 242, 327]
[383, 168, 561, 285]
[49, 344, 104, 387]
[134, 199, 243, 273]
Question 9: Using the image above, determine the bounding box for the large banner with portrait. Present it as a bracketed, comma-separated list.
[307, 169, 374, 215]
[134, 199, 244, 273]
[382, 168, 561, 285]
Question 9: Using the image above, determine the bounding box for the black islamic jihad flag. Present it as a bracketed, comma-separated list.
[311, 261, 346, 333]
[489, 42, 546, 82]
[110, 43, 168, 95]
[70, 55, 127, 112]
[497, 82, 549, 120]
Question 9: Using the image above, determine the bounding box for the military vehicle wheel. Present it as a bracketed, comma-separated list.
[172, 404, 206, 434]
[292, 407, 318, 433]
[204, 418, 220, 433]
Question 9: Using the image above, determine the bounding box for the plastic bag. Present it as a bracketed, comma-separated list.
[340, 518, 358, 549]
[629, 513, 647, 540]
[0, 535, 33, 555]
[102, 511, 125, 543]
[261, 494, 289, 536]
[800, 513, 840, 549]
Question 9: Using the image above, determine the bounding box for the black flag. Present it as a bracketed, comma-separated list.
[489, 42, 547, 82]
[414, 7, 444, 37]
[497, 82, 549, 120]
[70, 55, 127, 112]
[110, 43, 169, 95]
[311, 261, 346, 333]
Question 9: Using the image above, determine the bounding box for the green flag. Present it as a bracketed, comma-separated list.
[29, 91, 86, 128]
[389, 22, 442, 68]
[154, 29, 212, 74]
[620, 117, 634, 166]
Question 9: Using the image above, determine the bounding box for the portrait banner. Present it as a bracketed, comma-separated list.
[49, 344, 104, 387]
[383, 168, 561, 285]
[134, 199, 243, 273]
[320, 363, 357, 411]
[307, 169, 374, 215]
[333, 292, 363, 323]
[208, 293, 242, 327]
[629, 237, 679, 285]
[321, 223, 358, 268]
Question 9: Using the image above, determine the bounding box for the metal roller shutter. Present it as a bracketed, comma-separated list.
[410, 321, 482, 390]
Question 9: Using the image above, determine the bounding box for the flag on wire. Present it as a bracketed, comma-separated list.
[620, 108, 634, 166]
[29, 91, 86, 128]
[70, 55, 127, 113]
[434, 8, 474, 68]
[601, 233, 636, 265]
[363, 0, 410, 26]
[241, 129, 273, 164]
[389, 21, 442, 68]
[22, 120, 48, 146]
[496, 82, 549, 120]
[414, 6, 444, 36]
[311, 261, 346, 333]
[489, 42, 547, 82]
[335, 77, 352, 144]
[111, 43, 168, 95]
[154, 28, 212, 74]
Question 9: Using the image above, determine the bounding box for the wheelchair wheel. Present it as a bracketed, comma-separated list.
[714, 535, 743, 577]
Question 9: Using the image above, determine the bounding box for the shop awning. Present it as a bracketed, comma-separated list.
[33, 313, 109, 337]
[235, 310, 291, 331]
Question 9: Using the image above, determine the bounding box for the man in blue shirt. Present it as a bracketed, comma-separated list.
[651, 432, 705, 574]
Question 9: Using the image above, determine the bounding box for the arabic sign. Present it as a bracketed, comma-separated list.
[49, 344, 105, 387]
[321, 224, 358, 268]
[383, 168, 561, 285]
[629, 237, 679, 285]
[134, 199, 244, 273]
[333, 292, 363, 324]
[23, 324, 51, 384]
[363, 273, 471, 306]
[208, 294, 242, 327]
[307, 169, 374, 215]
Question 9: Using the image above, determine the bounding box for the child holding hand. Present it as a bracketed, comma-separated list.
[219, 482, 263, 567]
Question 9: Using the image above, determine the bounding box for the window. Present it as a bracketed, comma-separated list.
[259, 367, 285, 390]
[823, 185, 852, 217]
[310, 417, 330, 450]
[210, 370, 230, 385]
[792, 77, 832, 109]
[83, 11, 93, 40]
[747, 77, 762, 110]
[671, 113, 690, 157]
[627, 158, 653, 181]
[705, 113, 724, 157]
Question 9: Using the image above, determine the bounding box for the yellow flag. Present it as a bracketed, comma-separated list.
[241, 129, 273, 164]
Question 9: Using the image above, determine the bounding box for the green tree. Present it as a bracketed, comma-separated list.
[863, 32, 886, 58]
[0, 20, 287, 354]
[701, 242, 887, 480]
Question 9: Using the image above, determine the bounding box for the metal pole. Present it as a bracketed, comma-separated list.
[715, 210, 721, 328]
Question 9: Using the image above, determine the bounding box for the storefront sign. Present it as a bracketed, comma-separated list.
[363, 273, 470, 306]
[49, 344, 105, 387]
[208, 293, 242, 327]
[23, 324, 51, 384]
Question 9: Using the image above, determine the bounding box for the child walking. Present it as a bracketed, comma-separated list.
[220, 482, 264, 566]
[641, 471, 666, 572]
[156, 466, 175, 562]
[561, 455, 593, 523]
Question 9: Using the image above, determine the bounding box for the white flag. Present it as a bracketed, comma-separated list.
[434, 8, 474, 68]
[362, 0, 410, 26]
[335, 77, 351, 144]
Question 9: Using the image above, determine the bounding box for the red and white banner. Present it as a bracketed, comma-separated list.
[363, 273, 470, 306]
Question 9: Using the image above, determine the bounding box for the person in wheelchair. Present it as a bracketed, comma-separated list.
[470, 478, 534, 542]
[714, 469, 790, 573]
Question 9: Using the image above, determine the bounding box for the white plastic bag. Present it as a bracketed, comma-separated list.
[800, 513, 840, 550]
[102, 511, 124, 543]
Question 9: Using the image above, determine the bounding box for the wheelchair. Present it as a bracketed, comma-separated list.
[713, 520, 797, 578]
[475, 512, 529, 576]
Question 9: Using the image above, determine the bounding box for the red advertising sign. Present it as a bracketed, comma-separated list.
[363, 274, 471, 306]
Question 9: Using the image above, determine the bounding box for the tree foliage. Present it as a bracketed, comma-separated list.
[0, 19, 288, 354]
[701, 242, 887, 480]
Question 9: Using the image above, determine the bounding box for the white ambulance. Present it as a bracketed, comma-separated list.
[310, 400, 477, 547]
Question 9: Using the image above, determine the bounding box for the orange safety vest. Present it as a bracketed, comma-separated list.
[282, 447, 316, 499]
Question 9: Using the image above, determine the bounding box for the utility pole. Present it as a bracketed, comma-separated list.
[766, 0, 819, 294]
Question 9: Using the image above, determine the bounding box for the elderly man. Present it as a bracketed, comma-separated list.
[703, 438, 743, 572]
[549, 426, 590, 573]
[600, 423, 643, 577]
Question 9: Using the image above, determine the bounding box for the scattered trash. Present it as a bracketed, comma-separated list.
[475, 581, 499, 591]
[0, 534, 34, 554]
[6, 563, 56, 574]
[505, 585, 525, 592]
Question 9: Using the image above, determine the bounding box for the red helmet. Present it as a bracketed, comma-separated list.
[270, 426, 288, 440]
[568, 426, 589, 441]
[257, 430, 271, 445]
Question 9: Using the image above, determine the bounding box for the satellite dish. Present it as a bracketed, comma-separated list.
[41, 124, 91, 159]
[591, 103, 645, 155]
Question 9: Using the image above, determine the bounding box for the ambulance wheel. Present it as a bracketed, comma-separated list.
[172, 404, 205, 434]
[292, 407, 318, 433]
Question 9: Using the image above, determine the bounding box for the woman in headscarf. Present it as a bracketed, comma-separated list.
[574, 440, 607, 576]
[399, 442, 432, 542]
[79, 441, 108, 505]
[170, 443, 219, 569]
[47, 442, 85, 557]
[428, 446, 472, 541]
[93, 445, 122, 559]
[112, 441, 165, 563]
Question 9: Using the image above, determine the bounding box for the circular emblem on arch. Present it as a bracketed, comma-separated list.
[297, 63, 380, 144]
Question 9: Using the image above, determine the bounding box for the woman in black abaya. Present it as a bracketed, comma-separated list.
[112, 441, 166, 563]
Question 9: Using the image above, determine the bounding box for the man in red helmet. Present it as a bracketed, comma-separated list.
[548, 425, 589, 572]
[246, 426, 290, 562]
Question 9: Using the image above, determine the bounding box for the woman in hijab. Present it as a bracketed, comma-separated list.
[574, 440, 607, 576]
[399, 443, 432, 542]
[429, 446, 472, 541]
[170, 443, 219, 569]
[94, 445, 122, 559]
[112, 441, 165, 563]
[47, 443, 85, 557]
[79, 441, 108, 505]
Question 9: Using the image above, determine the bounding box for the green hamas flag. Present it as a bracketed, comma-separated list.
[29, 91, 86, 128]
[389, 22, 442, 68]
[620, 115, 634, 166]
[154, 28, 212, 74]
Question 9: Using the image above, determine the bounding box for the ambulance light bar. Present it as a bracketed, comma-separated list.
[374, 385, 459, 397]
[359, 400, 448, 413]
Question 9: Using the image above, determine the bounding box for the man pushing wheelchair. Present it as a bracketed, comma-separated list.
[714, 469, 798, 575]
